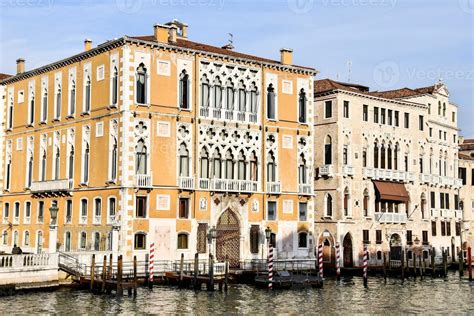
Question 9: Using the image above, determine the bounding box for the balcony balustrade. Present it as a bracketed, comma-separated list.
[342, 165, 354, 176]
[455, 210, 463, 220]
[198, 178, 258, 193]
[320, 165, 334, 177]
[93, 215, 101, 225]
[298, 184, 312, 195]
[431, 208, 440, 218]
[374, 212, 407, 224]
[420, 174, 431, 184]
[266, 182, 281, 194]
[178, 176, 194, 190]
[199, 106, 259, 124]
[79, 216, 87, 225]
[134, 174, 153, 188]
[30, 179, 73, 196]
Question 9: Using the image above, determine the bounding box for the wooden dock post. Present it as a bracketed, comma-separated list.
[108, 254, 113, 280]
[468, 247, 472, 282]
[431, 249, 436, 278]
[413, 254, 417, 279]
[179, 253, 184, 288]
[383, 252, 387, 282]
[117, 255, 123, 296]
[208, 254, 214, 291]
[401, 250, 405, 282]
[224, 255, 229, 292]
[90, 254, 96, 291]
[458, 250, 464, 278]
[102, 255, 107, 293]
[418, 255, 423, 279]
[193, 253, 199, 290]
[133, 256, 138, 297]
[443, 250, 448, 278]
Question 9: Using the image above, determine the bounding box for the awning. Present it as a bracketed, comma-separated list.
[373, 180, 409, 202]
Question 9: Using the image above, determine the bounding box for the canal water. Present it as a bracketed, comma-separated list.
[0, 272, 472, 314]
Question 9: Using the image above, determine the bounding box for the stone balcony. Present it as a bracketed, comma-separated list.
[363, 168, 414, 183]
[320, 165, 334, 177]
[266, 182, 281, 194]
[200, 107, 258, 124]
[134, 174, 153, 188]
[431, 208, 440, 218]
[30, 179, 74, 196]
[178, 176, 194, 190]
[298, 184, 312, 195]
[198, 178, 258, 193]
[374, 212, 407, 224]
[342, 165, 354, 177]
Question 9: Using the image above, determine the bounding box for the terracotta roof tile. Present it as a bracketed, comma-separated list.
[314, 79, 369, 94]
[371, 88, 422, 99]
[459, 153, 474, 160]
[0, 73, 12, 81]
[131, 36, 315, 71]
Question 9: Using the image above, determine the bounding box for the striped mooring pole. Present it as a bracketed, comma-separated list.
[149, 242, 155, 288]
[336, 243, 341, 281]
[318, 243, 324, 279]
[363, 244, 368, 287]
[268, 243, 274, 290]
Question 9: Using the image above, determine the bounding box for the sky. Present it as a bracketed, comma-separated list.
[1, 0, 473, 136]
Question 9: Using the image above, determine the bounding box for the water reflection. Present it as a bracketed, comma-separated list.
[0, 272, 472, 314]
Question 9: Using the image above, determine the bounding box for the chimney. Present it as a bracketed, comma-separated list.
[168, 25, 178, 43]
[84, 39, 92, 51]
[16, 58, 25, 74]
[153, 23, 170, 43]
[280, 48, 293, 65]
[166, 19, 188, 38]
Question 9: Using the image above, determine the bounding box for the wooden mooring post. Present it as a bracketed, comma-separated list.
[208, 254, 214, 291]
[102, 255, 107, 293]
[418, 255, 423, 279]
[443, 250, 448, 278]
[90, 254, 96, 291]
[193, 253, 199, 290]
[224, 256, 229, 292]
[468, 247, 472, 282]
[431, 249, 436, 278]
[413, 255, 417, 280]
[383, 252, 387, 282]
[179, 253, 184, 288]
[117, 255, 123, 296]
[401, 250, 405, 282]
[133, 256, 138, 297]
[459, 250, 464, 278]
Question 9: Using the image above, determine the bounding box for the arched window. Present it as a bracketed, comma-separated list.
[363, 189, 369, 217]
[94, 198, 102, 222]
[54, 148, 60, 180]
[249, 151, 258, 181]
[442, 102, 446, 116]
[108, 197, 116, 223]
[68, 146, 74, 179]
[82, 143, 90, 183]
[7, 98, 13, 129]
[107, 232, 113, 251]
[84, 75, 91, 112]
[40, 150, 47, 181]
[387, 145, 392, 170]
[380, 144, 386, 169]
[178, 143, 189, 177]
[238, 81, 246, 112]
[324, 136, 332, 165]
[267, 84, 276, 120]
[27, 156, 33, 188]
[94, 232, 100, 251]
[267, 151, 276, 182]
[5, 156, 11, 190]
[225, 150, 234, 179]
[24, 231, 30, 247]
[394, 143, 399, 170]
[136, 63, 147, 104]
[250, 82, 258, 114]
[225, 79, 234, 110]
[237, 150, 246, 180]
[298, 232, 308, 248]
[325, 193, 333, 217]
[55, 84, 62, 119]
[80, 198, 88, 223]
[135, 139, 147, 175]
[213, 77, 222, 109]
[438, 101, 441, 115]
[298, 88, 307, 123]
[179, 70, 190, 109]
[134, 232, 146, 250]
[64, 231, 71, 252]
[421, 193, 427, 219]
[298, 154, 307, 184]
[80, 231, 87, 250]
[69, 80, 76, 115]
[37, 231, 43, 253]
[177, 233, 188, 249]
[110, 138, 118, 181]
[111, 67, 118, 106]
[41, 88, 48, 122]
[344, 187, 350, 217]
[343, 146, 348, 165]
[28, 92, 35, 125]
[201, 75, 210, 108]
[212, 149, 222, 178]
[374, 141, 379, 169]
[200, 148, 209, 178]
[13, 231, 19, 246]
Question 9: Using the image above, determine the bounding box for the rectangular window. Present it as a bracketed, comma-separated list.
[267, 201, 276, 221]
[429, 128, 433, 137]
[394, 111, 399, 127]
[404, 112, 409, 128]
[459, 167, 467, 185]
[374, 107, 379, 123]
[376, 230, 382, 244]
[455, 222, 461, 236]
[178, 198, 189, 219]
[250, 225, 259, 254]
[363, 230, 369, 244]
[136, 196, 147, 218]
[419, 115, 424, 131]
[446, 221, 451, 236]
[406, 230, 413, 244]
[38, 201, 44, 222]
[381, 108, 386, 124]
[363, 104, 368, 121]
[452, 112, 456, 123]
[472, 169, 474, 186]
[324, 100, 332, 118]
[299, 202, 307, 221]
[343, 100, 349, 118]
[388, 109, 392, 125]
[430, 192, 435, 208]
[441, 221, 446, 236]
[66, 200, 72, 223]
[440, 193, 445, 209]
[422, 231, 428, 244]
[431, 221, 437, 236]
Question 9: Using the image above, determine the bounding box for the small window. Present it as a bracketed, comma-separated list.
[324, 100, 332, 118]
[376, 230, 382, 244]
[267, 84, 276, 120]
[373, 107, 379, 123]
[134, 232, 146, 250]
[362, 104, 368, 121]
[96, 65, 105, 81]
[419, 115, 424, 131]
[38, 201, 44, 222]
[80, 231, 87, 250]
[178, 198, 189, 219]
[404, 112, 409, 128]
[267, 201, 277, 220]
[96, 122, 104, 137]
[343, 100, 349, 118]
[394, 111, 399, 127]
[177, 233, 188, 249]
[298, 232, 308, 248]
[381, 108, 386, 124]
[299, 202, 307, 221]
[250, 225, 260, 254]
[406, 230, 413, 244]
[387, 109, 392, 125]
[136, 196, 147, 218]
[363, 230, 369, 244]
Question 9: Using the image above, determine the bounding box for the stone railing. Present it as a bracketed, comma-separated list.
[342, 165, 354, 176]
[200, 107, 259, 124]
[431, 208, 440, 218]
[0, 253, 59, 286]
[363, 168, 414, 183]
[30, 179, 73, 193]
[134, 174, 152, 188]
[266, 182, 281, 194]
[178, 176, 194, 190]
[320, 165, 334, 177]
[298, 184, 312, 195]
[374, 212, 407, 224]
[209, 179, 258, 193]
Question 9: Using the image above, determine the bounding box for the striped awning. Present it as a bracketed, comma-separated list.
[373, 180, 409, 202]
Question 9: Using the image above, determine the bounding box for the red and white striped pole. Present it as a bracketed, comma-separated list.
[363, 244, 368, 287]
[318, 243, 323, 279]
[268, 243, 273, 290]
[149, 242, 154, 288]
[336, 243, 341, 281]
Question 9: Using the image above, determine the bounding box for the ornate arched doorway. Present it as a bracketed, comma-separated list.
[390, 233, 402, 260]
[216, 209, 240, 267]
[318, 230, 335, 268]
[343, 233, 353, 267]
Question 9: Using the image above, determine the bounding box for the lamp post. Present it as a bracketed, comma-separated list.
[265, 226, 272, 247]
[459, 200, 464, 262]
[207, 226, 217, 257]
[48, 201, 59, 254]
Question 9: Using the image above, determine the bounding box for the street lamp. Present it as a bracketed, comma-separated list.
[48, 201, 59, 254]
[265, 227, 272, 246]
[49, 202, 59, 226]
